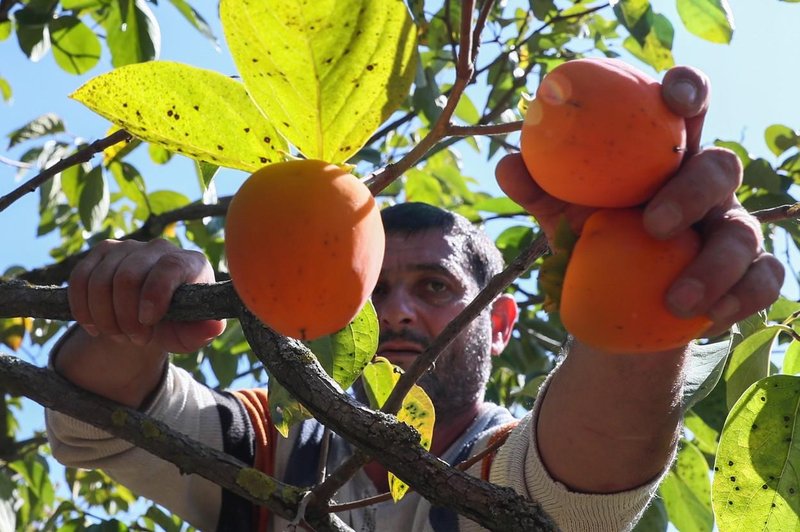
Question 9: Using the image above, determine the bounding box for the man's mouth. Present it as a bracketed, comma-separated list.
[377, 342, 424, 357]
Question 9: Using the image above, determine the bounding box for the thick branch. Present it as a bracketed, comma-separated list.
[0, 353, 351, 530]
[0, 280, 240, 321]
[238, 310, 555, 531]
[0, 129, 132, 214]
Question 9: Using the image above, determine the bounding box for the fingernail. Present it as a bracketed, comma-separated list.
[667, 278, 705, 316]
[709, 295, 740, 323]
[129, 334, 148, 347]
[83, 324, 99, 337]
[645, 201, 683, 238]
[670, 79, 698, 107]
[110, 334, 129, 344]
[139, 301, 156, 326]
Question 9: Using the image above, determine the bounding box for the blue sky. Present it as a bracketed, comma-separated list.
[0, 1, 798, 522]
[2, 1, 799, 273]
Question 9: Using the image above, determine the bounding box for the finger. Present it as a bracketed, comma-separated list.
[68, 241, 119, 336]
[705, 254, 785, 335]
[665, 210, 763, 318]
[111, 242, 170, 343]
[85, 242, 142, 336]
[495, 153, 593, 238]
[138, 245, 215, 327]
[662, 66, 711, 155]
[155, 320, 227, 354]
[643, 148, 743, 238]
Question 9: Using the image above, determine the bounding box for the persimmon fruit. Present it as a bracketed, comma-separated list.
[225, 159, 385, 341]
[560, 208, 711, 353]
[520, 57, 686, 207]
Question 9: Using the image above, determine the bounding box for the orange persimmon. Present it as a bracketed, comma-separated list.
[225, 159, 385, 340]
[560, 208, 711, 353]
[520, 58, 686, 207]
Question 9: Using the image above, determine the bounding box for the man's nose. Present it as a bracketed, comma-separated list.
[377, 289, 416, 328]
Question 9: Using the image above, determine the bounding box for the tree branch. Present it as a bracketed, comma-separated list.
[0, 353, 351, 531]
[0, 129, 132, 214]
[238, 310, 555, 531]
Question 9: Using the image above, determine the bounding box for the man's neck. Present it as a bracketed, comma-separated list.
[364, 401, 482, 493]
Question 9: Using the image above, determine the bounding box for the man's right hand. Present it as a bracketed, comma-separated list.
[56, 239, 225, 407]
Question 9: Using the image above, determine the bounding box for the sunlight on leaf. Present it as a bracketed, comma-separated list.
[764, 124, 799, 157]
[269, 304, 377, 436]
[307, 300, 378, 391]
[0, 317, 33, 351]
[48, 16, 101, 74]
[676, 0, 734, 44]
[0, 76, 11, 103]
[71, 61, 287, 171]
[713, 375, 800, 531]
[363, 357, 435, 502]
[659, 440, 713, 532]
[221, 0, 417, 163]
[723, 326, 781, 409]
[7, 113, 65, 149]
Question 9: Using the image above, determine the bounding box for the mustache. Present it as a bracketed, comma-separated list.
[378, 330, 431, 350]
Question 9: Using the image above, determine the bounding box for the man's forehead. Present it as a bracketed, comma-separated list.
[383, 230, 469, 274]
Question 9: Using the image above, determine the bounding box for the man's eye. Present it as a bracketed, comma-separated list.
[425, 280, 448, 293]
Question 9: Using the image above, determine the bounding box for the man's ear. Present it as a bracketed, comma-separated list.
[490, 294, 518, 356]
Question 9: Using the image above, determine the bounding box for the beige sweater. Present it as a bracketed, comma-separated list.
[46, 364, 668, 531]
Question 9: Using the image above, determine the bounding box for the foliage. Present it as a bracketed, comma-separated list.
[0, 0, 799, 530]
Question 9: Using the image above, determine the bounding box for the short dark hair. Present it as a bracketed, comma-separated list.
[380, 202, 504, 288]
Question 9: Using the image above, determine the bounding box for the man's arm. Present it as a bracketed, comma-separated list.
[496, 66, 784, 494]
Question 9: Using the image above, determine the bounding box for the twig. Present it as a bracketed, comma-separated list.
[326, 422, 514, 512]
[752, 202, 800, 224]
[364, 1, 478, 195]
[0, 129, 132, 213]
[447, 121, 522, 137]
[0, 155, 32, 169]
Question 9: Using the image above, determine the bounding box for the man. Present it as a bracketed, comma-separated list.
[46, 65, 783, 531]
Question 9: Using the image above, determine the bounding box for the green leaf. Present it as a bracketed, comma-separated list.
[714, 139, 751, 167]
[723, 326, 781, 410]
[0, 21, 11, 41]
[682, 338, 732, 411]
[765, 124, 799, 157]
[15, 13, 51, 62]
[454, 93, 480, 124]
[71, 61, 287, 171]
[306, 300, 378, 391]
[782, 340, 800, 376]
[632, 496, 668, 531]
[7, 113, 65, 149]
[144, 190, 190, 216]
[0, 76, 11, 103]
[196, 161, 219, 191]
[713, 375, 800, 531]
[473, 197, 527, 216]
[165, 0, 218, 47]
[268, 380, 312, 438]
[220, 0, 418, 163]
[622, 13, 675, 72]
[405, 168, 445, 204]
[109, 161, 148, 213]
[676, 0, 734, 44]
[78, 166, 110, 232]
[148, 143, 172, 165]
[659, 440, 713, 532]
[362, 357, 435, 502]
[49, 15, 101, 74]
[102, 0, 160, 67]
[269, 304, 378, 436]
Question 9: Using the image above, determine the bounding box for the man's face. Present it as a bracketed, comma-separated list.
[369, 229, 494, 417]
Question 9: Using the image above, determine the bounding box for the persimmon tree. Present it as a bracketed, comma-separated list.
[1, 1, 800, 530]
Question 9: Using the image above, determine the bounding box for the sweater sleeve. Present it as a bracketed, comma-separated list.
[483, 376, 674, 532]
[45, 364, 227, 532]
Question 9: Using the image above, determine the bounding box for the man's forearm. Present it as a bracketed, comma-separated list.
[536, 338, 687, 493]
[52, 326, 168, 408]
